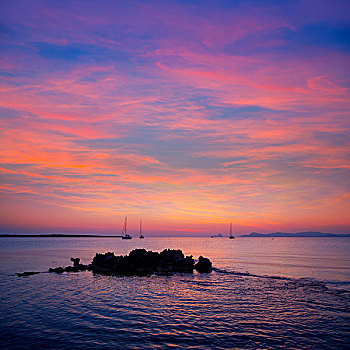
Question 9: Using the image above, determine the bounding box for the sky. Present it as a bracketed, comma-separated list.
[0, 0, 349, 236]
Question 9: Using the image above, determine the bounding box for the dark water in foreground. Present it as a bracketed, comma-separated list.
[0, 237, 349, 349]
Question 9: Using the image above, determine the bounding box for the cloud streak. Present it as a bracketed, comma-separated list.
[0, 0, 349, 235]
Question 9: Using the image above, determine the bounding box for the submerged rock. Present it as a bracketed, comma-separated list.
[16, 271, 40, 277]
[48, 249, 212, 276]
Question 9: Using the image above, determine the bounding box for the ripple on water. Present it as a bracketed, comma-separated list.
[0, 269, 349, 349]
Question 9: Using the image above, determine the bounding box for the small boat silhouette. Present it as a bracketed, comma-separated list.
[139, 220, 144, 239]
[121, 216, 132, 239]
[229, 223, 235, 239]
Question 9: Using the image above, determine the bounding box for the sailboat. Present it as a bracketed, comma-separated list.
[139, 220, 144, 239]
[121, 216, 132, 239]
[229, 223, 235, 239]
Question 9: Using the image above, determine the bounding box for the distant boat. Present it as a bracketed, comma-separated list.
[139, 220, 144, 239]
[229, 223, 235, 239]
[121, 216, 132, 239]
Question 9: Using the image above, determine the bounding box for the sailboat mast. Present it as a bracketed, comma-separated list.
[140, 220, 142, 235]
[125, 216, 127, 235]
[230, 223, 232, 236]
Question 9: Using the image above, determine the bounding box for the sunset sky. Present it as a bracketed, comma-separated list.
[0, 0, 349, 235]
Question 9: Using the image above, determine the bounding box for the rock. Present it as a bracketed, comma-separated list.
[78, 264, 88, 271]
[16, 271, 40, 277]
[65, 266, 75, 272]
[49, 266, 65, 273]
[158, 249, 194, 272]
[195, 256, 212, 273]
[48, 257, 89, 273]
[89, 249, 195, 276]
[70, 257, 80, 268]
[49, 249, 212, 277]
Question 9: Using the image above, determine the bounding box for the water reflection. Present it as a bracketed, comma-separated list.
[0, 237, 349, 349]
[1, 237, 350, 283]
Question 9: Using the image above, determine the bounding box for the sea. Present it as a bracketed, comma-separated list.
[0, 236, 349, 349]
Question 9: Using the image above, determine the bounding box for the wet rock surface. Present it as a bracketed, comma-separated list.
[47, 249, 212, 276]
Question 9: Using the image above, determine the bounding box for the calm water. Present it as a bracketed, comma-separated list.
[0, 237, 349, 349]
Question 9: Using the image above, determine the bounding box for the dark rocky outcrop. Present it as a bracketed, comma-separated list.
[47, 249, 212, 276]
[48, 257, 88, 274]
[48, 266, 65, 273]
[194, 256, 212, 273]
[90, 249, 195, 276]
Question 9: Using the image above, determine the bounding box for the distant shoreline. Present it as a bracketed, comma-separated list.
[0, 233, 349, 238]
[0, 234, 123, 238]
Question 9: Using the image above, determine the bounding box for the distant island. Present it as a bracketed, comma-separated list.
[211, 233, 224, 238]
[240, 231, 350, 237]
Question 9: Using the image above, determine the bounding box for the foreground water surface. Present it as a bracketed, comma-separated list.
[1, 237, 349, 349]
